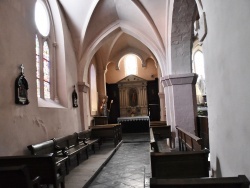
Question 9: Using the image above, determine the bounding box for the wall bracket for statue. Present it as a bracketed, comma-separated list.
[15, 64, 29, 105]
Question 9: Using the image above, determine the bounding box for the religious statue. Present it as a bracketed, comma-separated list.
[15, 64, 29, 105]
[100, 97, 113, 117]
[72, 85, 78, 108]
[100, 98, 108, 116]
[129, 88, 138, 107]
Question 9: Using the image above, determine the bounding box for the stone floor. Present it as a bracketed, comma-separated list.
[89, 133, 151, 188]
[65, 133, 151, 188]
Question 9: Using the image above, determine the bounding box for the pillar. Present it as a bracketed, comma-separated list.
[158, 92, 166, 121]
[78, 82, 90, 130]
[161, 73, 198, 134]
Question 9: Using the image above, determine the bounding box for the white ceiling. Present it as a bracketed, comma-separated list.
[58, 0, 172, 73]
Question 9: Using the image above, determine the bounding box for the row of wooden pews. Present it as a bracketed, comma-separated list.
[149, 122, 250, 188]
[0, 123, 122, 188]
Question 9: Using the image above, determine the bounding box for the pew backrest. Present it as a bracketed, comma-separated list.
[150, 128, 159, 152]
[176, 126, 203, 151]
[150, 175, 250, 188]
[150, 149, 210, 179]
[150, 121, 167, 126]
[27, 140, 55, 155]
[0, 154, 64, 187]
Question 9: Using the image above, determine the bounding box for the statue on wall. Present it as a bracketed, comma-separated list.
[129, 88, 138, 107]
[100, 97, 108, 116]
[15, 64, 29, 105]
[72, 85, 78, 108]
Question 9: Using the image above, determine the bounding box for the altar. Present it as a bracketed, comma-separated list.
[117, 116, 150, 133]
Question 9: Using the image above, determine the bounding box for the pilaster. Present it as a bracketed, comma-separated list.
[78, 82, 90, 130]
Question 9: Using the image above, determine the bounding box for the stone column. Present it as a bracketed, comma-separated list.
[161, 73, 198, 134]
[158, 92, 166, 121]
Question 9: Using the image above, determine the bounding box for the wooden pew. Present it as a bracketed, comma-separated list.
[27, 139, 68, 175]
[150, 175, 250, 188]
[90, 124, 122, 147]
[150, 125, 173, 148]
[150, 127, 159, 152]
[150, 149, 210, 179]
[53, 133, 88, 172]
[0, 154, 65, 188]
[150, 127, 172, 152]
[176, 126, 203, 151]
[150, 121, 167, 126]
[93, 116, 108, 126]
[150, 126, 210, 179]
[77, 130, 100, 155]
[197, 116, 209, 149]
[0, 165, 41, 188]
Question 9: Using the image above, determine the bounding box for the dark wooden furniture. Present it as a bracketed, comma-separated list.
[77, 130, 100, 155]
[150, 125, 173, 148]
[53, 133, 88, 172]
[117, 116, 149, 133]
[106, 83, 120, 124]
[150, 127, 172, 152]
[150, 149, 210, 179]
[197, 116, 209, 149]
[0, 154, 65, 188]
[147, 79, 160, 121]
[27, 139, 68, 175]
[0, 165, 40, 188]
[91, 124, 122, 147]
[150, 121, 167, 126]
[150, 127, 159, 152]
[93, 116, 108, 126]
[176, 126, 203, 151]
[150, 126, 210, 179]
[150, 175, 250, 188]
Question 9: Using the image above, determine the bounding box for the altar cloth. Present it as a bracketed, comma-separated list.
[117, 116, 150, 133]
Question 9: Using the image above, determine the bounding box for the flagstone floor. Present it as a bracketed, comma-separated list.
[65, 133, 151, 188]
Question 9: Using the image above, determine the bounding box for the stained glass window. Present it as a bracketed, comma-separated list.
[43, 41, 50, 99]
[36, 35, 40, 98]
[35, 0, 54, 102]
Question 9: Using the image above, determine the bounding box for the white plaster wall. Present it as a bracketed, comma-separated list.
[0, 1, 82, 155]
[202, 0, 250, 178]
[106, 59, 157, 84]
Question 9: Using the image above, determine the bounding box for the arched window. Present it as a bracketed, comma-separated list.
[35, 0, 54, 100]
[90, 64, 98, 114]
[124, 54, 138, 76]
[193, 50, 206, 104]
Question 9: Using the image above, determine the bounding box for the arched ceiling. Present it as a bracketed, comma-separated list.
[58, 0, 172, 79]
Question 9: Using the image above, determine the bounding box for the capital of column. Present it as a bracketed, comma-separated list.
[161, 73, 198, 88]
[78, 82, 89, 93]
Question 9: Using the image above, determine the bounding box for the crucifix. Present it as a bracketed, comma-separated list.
[20, 64, 24, 74]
